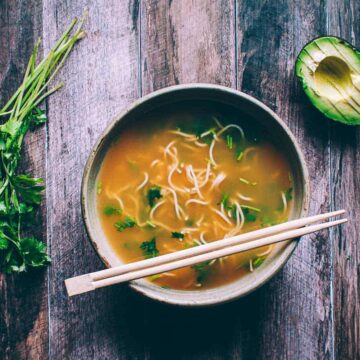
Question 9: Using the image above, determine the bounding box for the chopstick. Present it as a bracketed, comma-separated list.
[65, 210, 347, 296]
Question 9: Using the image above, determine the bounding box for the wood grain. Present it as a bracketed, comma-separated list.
[0, 0, 359, 358]
[140, 1, 245, 359]
[0, 1, 48, 359]
[235, 1, 333, 359]
[42, 1, 145, 359]
[328, 0, 360, 358]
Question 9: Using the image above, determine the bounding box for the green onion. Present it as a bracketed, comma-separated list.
[140, 237, 159, 258]
[226, 134, 233, 149]
[0, 17, 85, 273]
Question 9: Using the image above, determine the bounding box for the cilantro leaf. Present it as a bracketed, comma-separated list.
[171, 231, 185, 239]
[192, 261, 212, 285]
[140, 237, 159, 258]
[285, 187, 293, 201]
[103, 205, 122, 216]
[253, 256, 266, 268]
[242, 207, 257, 222]
[114, 216, 137, 232]
[147, 186, 162, 208]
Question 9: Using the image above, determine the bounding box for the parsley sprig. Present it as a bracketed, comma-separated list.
[0, 18, 84, 273]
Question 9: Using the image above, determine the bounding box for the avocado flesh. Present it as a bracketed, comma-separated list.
[296, 36, 360, 125]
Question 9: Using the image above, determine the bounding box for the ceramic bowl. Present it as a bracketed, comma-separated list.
[81, 84, 310, 306]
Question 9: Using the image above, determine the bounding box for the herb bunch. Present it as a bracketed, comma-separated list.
[0, 18, 85, 273]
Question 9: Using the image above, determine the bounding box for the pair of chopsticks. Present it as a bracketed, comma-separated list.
[65, 210, 347, 297]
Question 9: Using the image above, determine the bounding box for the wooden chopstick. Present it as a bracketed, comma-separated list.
[65, 210, 346, 296]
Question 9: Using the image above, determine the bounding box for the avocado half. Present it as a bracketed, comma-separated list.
[296, 36, 360, 125]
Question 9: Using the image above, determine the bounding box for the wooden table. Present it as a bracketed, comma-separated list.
[0, 1, 359, 359]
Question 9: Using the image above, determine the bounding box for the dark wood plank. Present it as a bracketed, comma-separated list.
[327, 0, 360, 358]
[235, 1, 333, 358]
[43, 2, 146, 359]
[140, 1, 238, 360]
[0, 1, 48, 359]
[141, 0, 236, 93]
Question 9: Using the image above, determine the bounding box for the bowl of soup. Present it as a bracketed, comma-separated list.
[82, 84, 310, 306]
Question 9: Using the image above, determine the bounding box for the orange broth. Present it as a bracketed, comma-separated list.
[97, 109, 293, 290]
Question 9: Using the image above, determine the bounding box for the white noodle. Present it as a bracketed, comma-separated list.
[188, 165, 203, 199]
[249, 259, 254, 272]
[168, 130, 196, 139]
[211, 207, 232, 224]
[151, 159, 161, 168]
[162, 272, 176, 277]
[213, 116, 224, 129]
[163, 186, 183, 219]
[200, 129, 214, 138]
[195, 214, 205, 226]
[210, 172, 226, 190]
[152, 221, 178, 232]
[136, 172, 149, 191]
[168, 164, 187, 193]
[256, 245, 274, 257]
[182, 227, 200, 233]
[182, 143, 197, 151]
[216, 123, 245, 141]
[186, 199, 208, 206]
[281, 191, 287, 213]
[209, 139, 217, 166]
[149, 199, 166, 219]
[194, 140, 208, 147]
[237, 193, 254, 202]
[114, 194, 124, 210]
[193, 239, 202, 246]
[198, 163, 211, 188]
[199, 232, 208, 244]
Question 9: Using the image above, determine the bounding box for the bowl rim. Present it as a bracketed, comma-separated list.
[81, 83, 310, 306]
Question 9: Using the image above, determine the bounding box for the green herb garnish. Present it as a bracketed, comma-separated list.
[221, 192, 231, 210]
[0, 18, 84, 273]
[226, 134, 233, 149]
[114, 216, 137, 232]
[285, 187, 293, 201]
[140, 237, 159, 258]
[147, 185, 162, 208]
[192, 261, 212, 285]
[239, 177, 257, 186]
[171, 231, 185, 239]
[145, 220, 156, 229]
[185, 219, 194, 227]
[148, 274, 162, 281]
[253, 256, 266, 268]
[103, 206, 122, 216]
[97, 181, 102, 195]
[242, 207, 257, 222]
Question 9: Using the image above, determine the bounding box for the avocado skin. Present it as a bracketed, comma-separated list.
[295, 36, 360, 125]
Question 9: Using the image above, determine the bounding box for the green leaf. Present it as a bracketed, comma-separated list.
[12, 174, 44, 205]
[28, 107, 47, 127]
[103, 205, 122, 216]
[171, 231, 185, 239]
[242, 207, 257, 222]
[192, 261, 212, 285]
[0, 237, 9, 250]
[20, 237, 51, 267]
[226, 134, 233, 149]
[147, 186, 162, 208]
[285, 187, 293, 201]
[114, 216, 136, 232]
[97, 181, 102, 195]
[253, 256, 266, 268]
[140, 237, 159, 259]
[221, 192, 231, 210]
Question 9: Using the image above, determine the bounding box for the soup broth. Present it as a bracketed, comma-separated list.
[97, 108, 293, 290]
